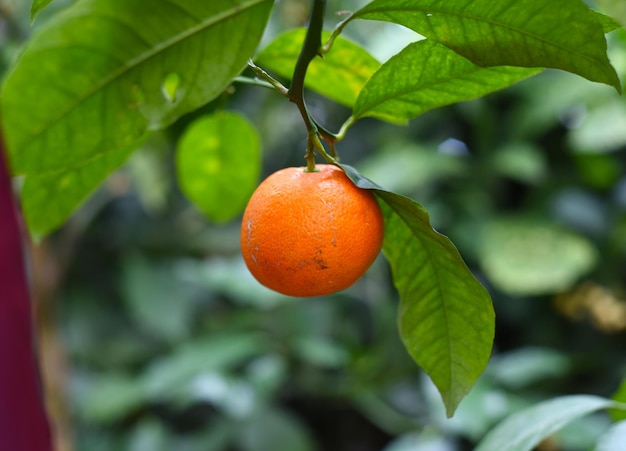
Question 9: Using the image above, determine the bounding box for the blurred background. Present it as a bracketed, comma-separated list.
[2, 0, 626, 450]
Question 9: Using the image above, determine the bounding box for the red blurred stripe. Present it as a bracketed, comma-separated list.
[0, 133, 52, 449]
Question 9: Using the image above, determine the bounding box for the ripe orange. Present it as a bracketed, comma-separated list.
[240, 164, 384, 297]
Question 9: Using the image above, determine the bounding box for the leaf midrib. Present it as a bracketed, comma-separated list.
[23, 0, 270, 149]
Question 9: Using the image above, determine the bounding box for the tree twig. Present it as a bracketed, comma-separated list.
[287, 0, 332, 170]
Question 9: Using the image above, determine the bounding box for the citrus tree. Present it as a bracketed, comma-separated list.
[1, 0, 626, 449]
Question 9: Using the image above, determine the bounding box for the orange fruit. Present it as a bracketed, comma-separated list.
[240, 164, 384, 297]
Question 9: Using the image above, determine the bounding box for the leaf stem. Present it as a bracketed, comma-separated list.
[246, 61, 289, 96]
[320, 12, 354, 54]
[233, 76, 276, 91]
[335, 116, 355, 141]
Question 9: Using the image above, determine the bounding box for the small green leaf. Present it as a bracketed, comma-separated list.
[20, 142, 138, 238]
[475, 395, 623, 451]
[256, 28, 381, 108]
[353, 39, 539, 122]
[176, 112, 261, 223]
[479, 218, 598, 296]
[30, 0, 54, 22]
[340, 164, 495, 417]
[2, 0, 273, 175]
[350, 0, 621, 92]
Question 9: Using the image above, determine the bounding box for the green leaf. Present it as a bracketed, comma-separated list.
[293, 336, 349, 369]
[77, 373, 145, 423]
[339, 164, 494, 417]
[383, 432, 451, 451]
[236, 407, 315, 451]
[352, 39, 539, 122]
[475, 395, 623, 451]
[127, 419, 169, 451]
[593, 10, 624, 33]
[350, 0, 621, 92]
[2, 0, 273, 175]
[141, 333, 264, 398]
[569, 100, 626, 153]
[487, 347, 572, 389]
[490, 143, 547, 185]
[596, 0, 626, 27]
[30, 0, 54, 22]
[176, 112, 261, 223]
[120, 254, 196, 342]
[358, 142, 467, 194]
[256, 28, 381, 108]
[479, 218, 598, 296]
[610, 379, 626, 422]
[20, 141, 138, 238]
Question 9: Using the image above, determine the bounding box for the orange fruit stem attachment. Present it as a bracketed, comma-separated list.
[240, 164, 384, 297]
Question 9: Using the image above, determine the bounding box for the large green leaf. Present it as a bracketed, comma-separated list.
[21, 141, 138, 238]
[349, 0, 621, 92]
[340, 164, 494, 417]
[475, 395, 624, 451]
[2, 0, 273, 175]
[353, 39, 539, 122]
[176, 112, 261, 223]
[255, 28, 381, 108]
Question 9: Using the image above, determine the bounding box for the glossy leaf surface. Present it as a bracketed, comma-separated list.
[2, 0, 273, 175]
[350, 0, 621, 91]
[21, 143, 137, 238]
[353, 39, 539, 122]
[340, 164, 494, 417]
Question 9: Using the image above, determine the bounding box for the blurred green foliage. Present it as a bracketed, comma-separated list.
[2, 0, 626, 449]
